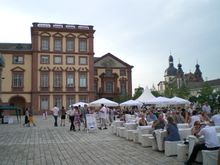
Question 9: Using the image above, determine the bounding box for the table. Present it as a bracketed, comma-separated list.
[124, 123, 137, 130]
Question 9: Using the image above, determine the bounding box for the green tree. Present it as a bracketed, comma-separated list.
[132, 87, 143, 100]
[197, 82, 215, 108]
[175, 84, 190, 99]
[151, 90, 160, 97]
[113, 95, 130, 103]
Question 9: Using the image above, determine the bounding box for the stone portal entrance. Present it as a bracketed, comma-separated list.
[9, 96, 26, 115]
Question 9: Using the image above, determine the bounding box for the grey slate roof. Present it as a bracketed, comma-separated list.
[0, 43, 32, 51]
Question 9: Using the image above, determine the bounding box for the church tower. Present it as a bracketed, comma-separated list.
[176, 62, 184, 88]
[164, 55, 177, 83]
[194, 63, 203, 82]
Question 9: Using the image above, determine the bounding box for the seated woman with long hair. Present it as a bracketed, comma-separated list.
[164, 116, 180, 141]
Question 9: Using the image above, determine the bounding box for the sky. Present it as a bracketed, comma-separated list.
[0, 0, 220, 93]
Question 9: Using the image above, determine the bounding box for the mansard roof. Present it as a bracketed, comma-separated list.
[0, 43, 32, 51]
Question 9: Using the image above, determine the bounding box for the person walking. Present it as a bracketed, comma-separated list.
[74, 106, 81, 131]
[51, 105, 59, 127]
[99, 104, 108, 130]
[60, 106, 66, 126]
[23, 108, 29, 127]
[69, 106, 75, 131]
[28, 107, 36, 127]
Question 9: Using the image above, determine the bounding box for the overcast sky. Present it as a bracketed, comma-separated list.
[0, 0, 219, 92]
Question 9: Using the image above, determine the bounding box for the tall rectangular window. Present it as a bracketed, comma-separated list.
[66, 38, 74, 52]
[79, 72, 87, 87]
[66, 72, 74, 87]
[121, 82, 126, 95]
[54, 38, 62, 51]
[12, 72, 23, 87]
[53, 72, 62, 88]
[41, 37, 49, 51]
[106, 81, 113, 93]
[13, 55, 24, 64]
[79, 95, 87, 102]
[94, 80, 98, 93]
[40, 96, 49, 110]
[66, 96, 75, 109]
[40, 72, 49, 87]
[79, 39, 87, 52]
[54, 96, 62, 109]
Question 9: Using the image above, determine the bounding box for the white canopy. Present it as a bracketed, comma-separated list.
[89, 98, 119, 107]
[169, 96, 191, 105]
[135, 86, 156, 103]
[145, 96, 172, 105]
[73, 102, 88, 107]
[120, 99, 142, 107]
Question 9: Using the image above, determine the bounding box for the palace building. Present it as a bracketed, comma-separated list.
[0, 22, 133, 114]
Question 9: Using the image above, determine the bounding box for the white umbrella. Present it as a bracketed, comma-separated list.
[89, 98, 119, 107]
[169, 96, 191, 105]
[145, 96, 172, 105]
[72, 102, 88, 107]
[120, 99, 142, 107]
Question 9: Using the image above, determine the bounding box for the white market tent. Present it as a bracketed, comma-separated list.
[169, 96, 191, 105]
[145, 96, 172, 105]
[135, 86, 156, 103]
[89, 98, 119, 107]
[120, 99, 142, 107]
[73, 102, 88, 107]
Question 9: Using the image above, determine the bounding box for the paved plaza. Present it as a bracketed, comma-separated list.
[0, 116, 183, 165]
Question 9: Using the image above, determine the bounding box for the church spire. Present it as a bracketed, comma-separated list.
[194, 61, 203, 82]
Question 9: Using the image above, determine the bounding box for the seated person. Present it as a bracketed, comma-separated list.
[200, 112, 210, 123]
[139, 114, 147, 126]
[152, 113, 166, 130]
[185, 122, 220, 165]
[164, 116, 180, 141]
[172, 111, 185, 124]
[211, 113, 220, 126]
[191, 121, 202, 136]
[188, 110, 201, 127]
[146, 110, 157, 122]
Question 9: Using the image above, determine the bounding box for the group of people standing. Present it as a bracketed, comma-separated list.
[51, 104, 89, 131]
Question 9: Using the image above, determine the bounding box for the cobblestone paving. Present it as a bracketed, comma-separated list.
[0, 116, 183, 165]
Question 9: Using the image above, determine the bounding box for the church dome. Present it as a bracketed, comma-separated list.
[165, 55, 177, 76]
[165, 66, 177, 76]
[177, 63, 184, 77]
